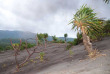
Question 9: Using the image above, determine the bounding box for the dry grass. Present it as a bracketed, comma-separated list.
[88, 49, 106, 59]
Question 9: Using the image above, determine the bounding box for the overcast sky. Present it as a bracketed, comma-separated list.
[0, 0, 110, 38]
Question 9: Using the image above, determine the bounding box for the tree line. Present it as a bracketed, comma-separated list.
[0, 33, 69, 52]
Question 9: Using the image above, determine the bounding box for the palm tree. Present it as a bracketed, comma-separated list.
[69, 5, 103, 54]
[37, 33, 44, 45]
[44, 33, 48, 48]
[44, 33, 48, 41]
[64, 33, 68, 42]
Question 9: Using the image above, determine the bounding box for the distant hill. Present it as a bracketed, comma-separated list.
[0, 30, 36, 39]
[0, 30, 74, 41]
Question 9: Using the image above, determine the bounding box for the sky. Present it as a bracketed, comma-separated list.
[0, 0, 110, 38]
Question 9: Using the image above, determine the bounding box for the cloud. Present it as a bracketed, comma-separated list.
[0, 0, 110, 38]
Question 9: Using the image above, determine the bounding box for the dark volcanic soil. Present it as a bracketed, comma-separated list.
[0, 37, 110, 74]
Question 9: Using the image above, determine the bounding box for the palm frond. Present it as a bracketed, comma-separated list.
[69, 5, 103, 39]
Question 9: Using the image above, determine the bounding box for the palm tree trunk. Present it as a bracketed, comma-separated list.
[82, 27, 93, 53]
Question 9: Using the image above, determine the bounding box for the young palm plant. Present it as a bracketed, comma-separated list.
[69, 5, 103, 54]
[64, 33, 68, 42]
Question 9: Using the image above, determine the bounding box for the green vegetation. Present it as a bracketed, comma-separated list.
[52, 35, 65, 43]
[39, 52, 45, 62]
[20, 42, 36, 50]
[66, 39, 77, 50]
[37, 33, 48, 46]
[52, 35, 58, 42]
[54, 39, 65, 43]
[0, 39, 23, 51]
[66, 32, 82, 50]
[12, 42, 36, 50]
[103, 20, 110, 36]
[0, 43, 12, 51]
[0, 39, 36, 52]
[44, 33, 48, 41]
[37, 33, 45, 45]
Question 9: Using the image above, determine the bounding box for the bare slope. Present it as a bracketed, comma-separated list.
[0, 37, 110, 74]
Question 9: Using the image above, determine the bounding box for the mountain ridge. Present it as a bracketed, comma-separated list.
[0, 30, 74, 41]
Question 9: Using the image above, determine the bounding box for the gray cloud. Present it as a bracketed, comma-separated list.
[0, 0, 110, 38]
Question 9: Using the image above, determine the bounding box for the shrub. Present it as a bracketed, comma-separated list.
[5, 46, 13, 50]
[0, 44, 12, 51]
[52, 39, 65, 43]
[103, 20, 110, 33]
[20, 42, 26, 50]
[52, 35, 58, 42]
[20, 42, 36, 50]
[10, 42, 36, 50]
[73, 38, 78, 45]
[103, 20, 110, 36]
[0, 46, 3, 51]
[27, 43, 35, 48]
